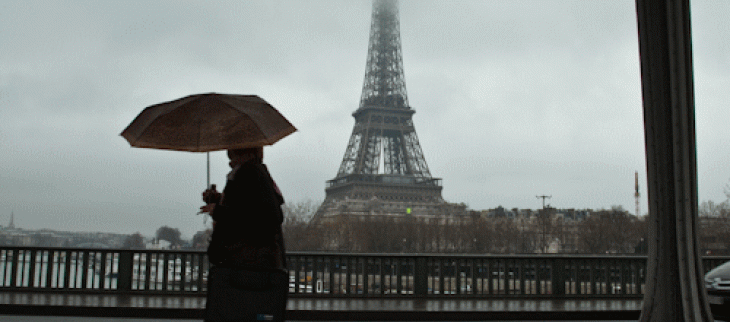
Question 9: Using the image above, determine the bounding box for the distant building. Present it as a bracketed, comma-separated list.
[0, 226, 128, 248]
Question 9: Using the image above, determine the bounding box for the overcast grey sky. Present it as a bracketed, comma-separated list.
[2, 1, 729, 238]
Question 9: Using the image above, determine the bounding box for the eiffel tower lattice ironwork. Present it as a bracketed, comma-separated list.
[317, 0, 443, 222]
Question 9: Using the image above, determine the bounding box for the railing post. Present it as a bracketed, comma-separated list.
[362, 258, 369, 296]
[80, 251, 89, 290]
[117, 250, 134, 293]
[9, 249, 19, 289]
[414, 257, 428, 296]
[552, 258, 566, 296]
[27, 249, 37, 288]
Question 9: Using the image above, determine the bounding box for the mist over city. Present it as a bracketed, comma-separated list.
[2, 1, 729, 242]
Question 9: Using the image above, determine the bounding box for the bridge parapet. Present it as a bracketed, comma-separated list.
[1, 246, 728, 299]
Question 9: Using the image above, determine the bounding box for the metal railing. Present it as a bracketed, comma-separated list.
[286, 253, 650, 298]
[1, 246, 728, 299]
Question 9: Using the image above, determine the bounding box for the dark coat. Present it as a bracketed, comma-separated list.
[207, 159, 286, 269]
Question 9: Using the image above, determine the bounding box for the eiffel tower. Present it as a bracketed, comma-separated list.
[314, 0, 450, 223]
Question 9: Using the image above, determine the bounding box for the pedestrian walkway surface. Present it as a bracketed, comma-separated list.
[0, 317, 639, 322]
[0, 292, 643, 321]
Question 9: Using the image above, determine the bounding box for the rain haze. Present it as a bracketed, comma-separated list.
[2, 1, 729, 239]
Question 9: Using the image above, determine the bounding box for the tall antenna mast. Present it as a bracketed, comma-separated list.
[536, 195, 552, 209]
[635, 171, 641, 216]
[8, 210, 15, 229]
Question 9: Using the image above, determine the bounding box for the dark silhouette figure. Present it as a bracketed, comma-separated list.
[201, 147, 287, 322]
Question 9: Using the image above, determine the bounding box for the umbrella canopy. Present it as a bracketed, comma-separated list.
[121, 93, 296, 152]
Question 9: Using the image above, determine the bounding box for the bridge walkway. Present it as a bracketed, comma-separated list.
[0, 292, 642, 321]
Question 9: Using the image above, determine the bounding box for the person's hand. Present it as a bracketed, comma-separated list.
[202, 184, 221, 204]
[199, 203, 216, 214]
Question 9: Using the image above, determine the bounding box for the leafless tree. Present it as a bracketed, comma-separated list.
[191, 229, 212, 250]
[155, 226, 182, 247]
[123, 232, 146, 249]
[282, 199, 319, 223]
[575, 207, 642, 253]
[699, 200, 730, 254]
[281, 199, 324, 251]
[534, 207, 556, 253]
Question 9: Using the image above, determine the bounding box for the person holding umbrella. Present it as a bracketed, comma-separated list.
[200, 146, 288, 322]
[201, 147, 285, 271]
[121, 93, 295, 322]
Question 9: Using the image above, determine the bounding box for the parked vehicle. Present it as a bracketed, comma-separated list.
[705, 261, 730, 320]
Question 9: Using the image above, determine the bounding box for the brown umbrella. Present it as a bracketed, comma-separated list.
[121, 93, 296, 186]
[121, 93, 296, 152]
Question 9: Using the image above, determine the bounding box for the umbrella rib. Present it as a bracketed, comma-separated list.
[196, 111, 202, 152]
